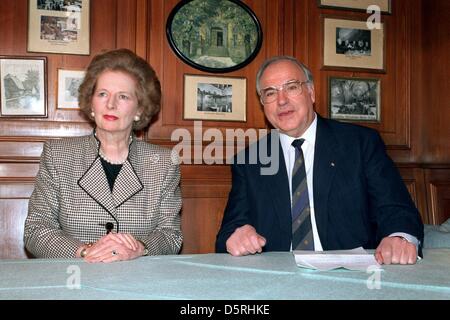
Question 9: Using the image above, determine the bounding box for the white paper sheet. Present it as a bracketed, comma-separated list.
[293, 247, 382, 271]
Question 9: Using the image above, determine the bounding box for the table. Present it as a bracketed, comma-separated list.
[1, 249, 449, 300]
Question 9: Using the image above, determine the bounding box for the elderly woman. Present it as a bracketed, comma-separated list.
[24, 49, 182, 262]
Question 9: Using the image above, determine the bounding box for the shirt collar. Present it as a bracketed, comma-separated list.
[279, 112, 317, 151]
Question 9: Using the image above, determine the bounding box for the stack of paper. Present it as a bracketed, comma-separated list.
[293, 247, 381, 271]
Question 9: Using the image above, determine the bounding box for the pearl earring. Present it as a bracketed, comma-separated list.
[90, 111, 95, 118]
[134, 115, 140, 122]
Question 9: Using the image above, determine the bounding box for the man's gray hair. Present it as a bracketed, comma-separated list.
[256, 56, 314, 94]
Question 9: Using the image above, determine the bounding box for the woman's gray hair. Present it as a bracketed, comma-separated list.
[256, 56, 314, 94]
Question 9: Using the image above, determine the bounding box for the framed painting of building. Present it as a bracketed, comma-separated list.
[57, 68, 85, 109]
[27, 0, 90, 55]
[0, 56, 47, 117]
[166, 0, 262, 73]
[329, 76, 380, 122]
[184, 74, 246, 122]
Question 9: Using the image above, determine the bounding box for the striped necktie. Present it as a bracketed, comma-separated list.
[291, 139, 314, 250]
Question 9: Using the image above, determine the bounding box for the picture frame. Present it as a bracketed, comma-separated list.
[318, 0, 391, 14]
[323, 16, 385, 72]
[328, 76, 380, 122]
[0, 56, 47, 117]
[27, 0, 90, 55]
[184, 74, 246, 122]
[166, 0, 262, 73]
[57, 68, 85, 109]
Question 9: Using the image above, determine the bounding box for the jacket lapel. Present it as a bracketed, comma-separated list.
[112, 140, 143, 208]
[313, 116, 339, 249]
[77, 133, 143, 216]
[77, 134, 117, 215]
[261, 133, 291, 235]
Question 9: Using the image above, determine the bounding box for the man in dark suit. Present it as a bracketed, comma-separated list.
[215, 56, 423, 264]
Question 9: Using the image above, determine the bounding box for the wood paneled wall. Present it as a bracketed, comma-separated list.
[0, 0, 449, 259]
[421, 0, 450, 164]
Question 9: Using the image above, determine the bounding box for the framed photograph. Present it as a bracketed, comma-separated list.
[318, 0, 391, 14]
[166, 0, 262, 73]
[57, 68, 85, 109]
[329, 76, 380, 122]
[184, 74, 246, 122]
[0, 56, 47, 117]
[27, 0, 90, 55]
[323, 17, 385, 72]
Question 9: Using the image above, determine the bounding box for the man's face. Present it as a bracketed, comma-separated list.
[259, 60, 316, 138]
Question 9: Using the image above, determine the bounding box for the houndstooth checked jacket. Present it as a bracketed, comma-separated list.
[24, 132, 182, 258]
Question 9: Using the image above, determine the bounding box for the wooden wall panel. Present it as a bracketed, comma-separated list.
[180, 165, 231, 253]
[421, 0, 450, 164]
[398, 165, 428, 223]
[0, 140, 44, 161]
[0, 1, 28, 56]
[181, 197, 228, 254]
[0, 199, 30, 259]
[0, 182, 34, 259]
[0, 164, 39, 178]
[425, 168, 450, 225]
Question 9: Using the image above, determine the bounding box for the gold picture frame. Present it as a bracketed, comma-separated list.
[184, 74, 247, 122]
[56, 68, 85, 109]
[318, 0, 391, 14]
[322, 16, 385, 72]
[27, 0, 90, 55]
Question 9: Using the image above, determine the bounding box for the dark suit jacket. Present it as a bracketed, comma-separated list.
[216, 115, 424, 252]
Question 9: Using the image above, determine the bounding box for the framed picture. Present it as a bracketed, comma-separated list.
[318, 0, 391, 14]
[329, 76, 380, 122]
[0, 56, 47, 117]
[323, 16, 385, 72]
[184, 74, 246, 122]
[166, 0, 262, 73]
[57, 68, 85, 109]
[27, 0, 90, 55]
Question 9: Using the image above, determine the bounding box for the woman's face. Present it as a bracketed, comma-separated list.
[91, 70, 141, 137]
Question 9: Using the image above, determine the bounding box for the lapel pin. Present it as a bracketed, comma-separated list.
[330, 162, 335, 167]
[149, 154, 160, 164]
